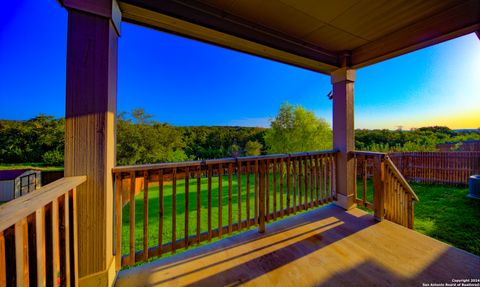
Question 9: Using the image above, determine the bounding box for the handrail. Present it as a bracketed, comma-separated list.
[350, 151, 386, 158]
[0, 176, 86, 286]
[112, 150, 338, 173]
[384, 156, 419, 202]
[0, 176, 86, 231]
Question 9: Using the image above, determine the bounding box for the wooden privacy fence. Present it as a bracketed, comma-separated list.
[0, 176, 85, 287]
[389, 152, 480, 185]
[352, 151, 419, 229]
[112, 150, 337, 269]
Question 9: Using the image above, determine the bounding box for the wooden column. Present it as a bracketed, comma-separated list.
[62, 0, 121, 286]
[331, 67, 356, 210]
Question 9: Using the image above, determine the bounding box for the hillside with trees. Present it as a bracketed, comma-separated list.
[356, 126, 480, 152]
[1, 106, 478, 167]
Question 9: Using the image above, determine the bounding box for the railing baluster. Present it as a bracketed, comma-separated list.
[323, 156, 327, 202]
[265, 159, 270, 222]
[258, 161, 266, 233]
[218, 164, 223, 238]
[0, 231, 5, 287]
[172, 168, 177, 253]
[279, 158, 284, 218]
[158, 169, 164, 254]
[115, 174, 122, 270]
[363, 158, 367, 206]
[185, 167, 190, 249]
[52, 199, 60, 286]
[143, 171, 149, 260]
[237, 161, 242, 231]
[353, 154, 358, 203]
[207, 165, 213, 240]
[128, 172, 136, 265]
[299, 157, 303, 210]
[64, 193, 71, 287]
[328, 156, 333, 200]
[292, 159, 297, 213]
[15, 219, 29, 287]
[304, 156, 308, 209]
[332, 154, 337, 199]
[246, 161, 250, 228]
[228, 163, 233, 234]
[310, 155, 314, 207]
[196, 167, 201, 245]
[408, 195, 414, 229]
[315, 155, 320, 206]
[286, 157, 291, 215]
[35, 208, 46, 286]
[318, 156, 322, 201]
[254, 160, 259, 224]
[71, 188, 79, 286]
[373, 156, 385, 221]
[273, 158, 277, 220]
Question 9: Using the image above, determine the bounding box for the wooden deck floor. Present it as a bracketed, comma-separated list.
[115, 204, 480, 287]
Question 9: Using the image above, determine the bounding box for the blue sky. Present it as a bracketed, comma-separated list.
[1, 1, 479, 129]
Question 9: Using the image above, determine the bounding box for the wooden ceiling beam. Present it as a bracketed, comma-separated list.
[119, 0, 340, 73]
[351, 0, 480, 69]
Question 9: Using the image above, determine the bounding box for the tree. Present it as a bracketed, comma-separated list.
[116, 109, 187, 165]
[245, 141, 262, 156]
[265, 103, 332, 154]
[229, 143, 242, 157]
[0, 115, 64, 164]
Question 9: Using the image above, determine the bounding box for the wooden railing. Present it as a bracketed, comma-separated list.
[352, 151, 419, 228]
[0, 176, 85, 287]
[383, 156, 419, 228]
[112, 150, 337, 268]
[389, 152, 480, 185]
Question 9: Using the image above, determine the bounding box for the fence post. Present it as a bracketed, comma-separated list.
[258, 161, 266, 233]
[373, 156, 385, 221]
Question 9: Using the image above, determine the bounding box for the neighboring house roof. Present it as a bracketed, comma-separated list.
[0, 169, 31, 181]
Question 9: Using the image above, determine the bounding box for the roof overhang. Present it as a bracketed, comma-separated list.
[118, 0, 480, 74]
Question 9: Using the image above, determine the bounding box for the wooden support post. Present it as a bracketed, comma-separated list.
[62, 0, 121, 285]
[373, 157, 385, 221]
[331, 67, 356, 210]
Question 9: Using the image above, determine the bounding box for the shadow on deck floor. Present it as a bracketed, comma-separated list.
[115, 204, 480, 287]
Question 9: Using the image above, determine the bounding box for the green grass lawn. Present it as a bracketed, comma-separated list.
[121, 176, 480, 268]
[121, 173, 327, 262]
[0, 163, 63, 171]
[411, 182, 480, 256]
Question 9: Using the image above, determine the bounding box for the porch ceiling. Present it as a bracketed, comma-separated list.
[118, 0, 480, 74]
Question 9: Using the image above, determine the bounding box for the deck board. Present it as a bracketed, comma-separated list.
[115, 204, 480, 287]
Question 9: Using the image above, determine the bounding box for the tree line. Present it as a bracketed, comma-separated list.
[1, 105, 478, 166]
[356, 126, 480, 152]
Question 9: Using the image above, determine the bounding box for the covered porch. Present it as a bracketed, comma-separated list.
[0, 0, 479, 286]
